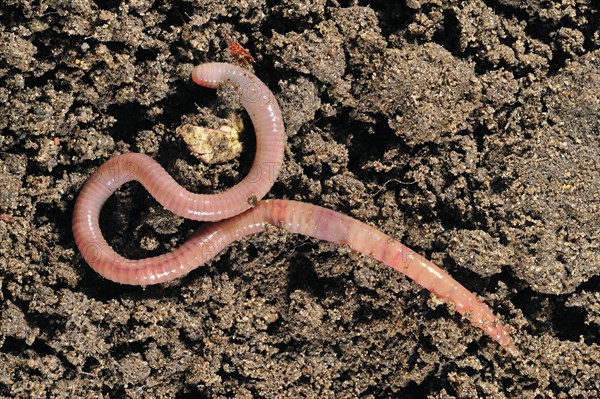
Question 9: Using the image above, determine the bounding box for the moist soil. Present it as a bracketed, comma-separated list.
[1, 1, 599, 398]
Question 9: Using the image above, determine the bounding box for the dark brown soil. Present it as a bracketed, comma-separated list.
[1, 1, 599, 398]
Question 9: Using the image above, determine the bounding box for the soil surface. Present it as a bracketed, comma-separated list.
[1, 1, 599, 398]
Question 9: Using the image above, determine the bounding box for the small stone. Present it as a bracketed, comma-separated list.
[176, 117, 243, 164]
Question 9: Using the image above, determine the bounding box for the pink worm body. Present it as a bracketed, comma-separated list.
[72, 63, 517, 355]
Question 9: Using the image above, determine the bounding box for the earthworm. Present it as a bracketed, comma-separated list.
[72, 62, 518, 355]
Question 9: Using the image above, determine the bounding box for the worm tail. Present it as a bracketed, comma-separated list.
[261, 200, 518, 354]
